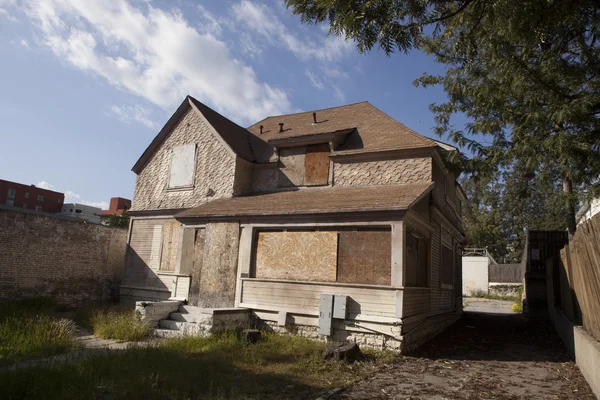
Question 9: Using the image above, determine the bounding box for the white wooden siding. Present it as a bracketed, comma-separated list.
[240, 279, 397, 318]
[123, 218, 171, 289]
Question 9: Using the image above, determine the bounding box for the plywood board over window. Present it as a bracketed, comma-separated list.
[337, 231, 391, 285]
[255, 231, 338, 282]
[159, 222, 180, 272]
[304, 144, 330, 186]
[168, 144, 196, 189]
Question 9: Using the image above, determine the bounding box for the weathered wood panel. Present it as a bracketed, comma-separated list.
[240, 279, 397, 317]
[255, 231, 338, 282]
[555, 214, 600, 342]
[160, 221, 180, 271]
[304, 144, 330, 186]
[337, 231, 391, 285]
[188, 228, 206, 305]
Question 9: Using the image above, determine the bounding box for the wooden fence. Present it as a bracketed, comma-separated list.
[489, 264, 522, 283]
[550, 213, 600, 342]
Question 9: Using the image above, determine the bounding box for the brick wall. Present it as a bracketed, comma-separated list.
[0, 207, 127, 306]
[333, 157, 432, 187]
[132, 108, 237, 211]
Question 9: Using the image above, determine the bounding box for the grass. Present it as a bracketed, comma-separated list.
[0, 298, 76, 367]
[467, 287, 523, 302]
[77, 306, 151, 341]
[0, 332, 395, 400]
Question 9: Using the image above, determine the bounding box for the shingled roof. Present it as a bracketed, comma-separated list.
[247, 101, 437, 157]
[133, 97, 440, 173]
[132, 96, 273, 174]
[176, 182, 434, 219]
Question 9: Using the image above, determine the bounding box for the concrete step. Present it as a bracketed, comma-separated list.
[153, 328, 184, 338]
[159, 319, 194, 331]
[179, 305, 213, 315]
[169, 312, 212, 324]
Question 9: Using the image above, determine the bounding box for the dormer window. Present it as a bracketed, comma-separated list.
[168, 144, 196, 190]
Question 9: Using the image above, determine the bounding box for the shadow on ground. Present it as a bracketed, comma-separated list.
[335, 302, 595, 399]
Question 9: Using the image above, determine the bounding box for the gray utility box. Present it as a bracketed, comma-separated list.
[318, 294, 348, 336]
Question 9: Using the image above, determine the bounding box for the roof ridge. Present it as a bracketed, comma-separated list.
[248, 101, 369, 127]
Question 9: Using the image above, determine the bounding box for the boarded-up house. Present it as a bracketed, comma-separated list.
[122, 96, 466, 351]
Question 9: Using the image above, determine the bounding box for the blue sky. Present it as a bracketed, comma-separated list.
[0, 0, 461, 208]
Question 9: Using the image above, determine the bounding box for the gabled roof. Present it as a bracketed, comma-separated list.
[247, 102, 437, 156]
[132, 96, 273, 174]
[176, 182, 434, 219]
[132, 98, 441, 174]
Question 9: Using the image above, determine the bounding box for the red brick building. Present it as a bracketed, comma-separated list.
[0, 179, 64, 213]
[101, 197, 132, 217]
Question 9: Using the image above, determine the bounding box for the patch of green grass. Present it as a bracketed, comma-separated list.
[512, 303, 523, 313]
[0, 315, 76, 367]
[80, 306, 151, 341]
[467, 288, 521, 302]
[0, 332, 395, 400]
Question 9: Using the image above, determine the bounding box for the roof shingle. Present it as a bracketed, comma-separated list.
[176, 182, 434, 219]
[247, 102, 437, 160]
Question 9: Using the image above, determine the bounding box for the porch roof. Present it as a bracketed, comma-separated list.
[176, 182, 434, 219]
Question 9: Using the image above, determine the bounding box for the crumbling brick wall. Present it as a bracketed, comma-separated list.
[0, 208, 127, 307]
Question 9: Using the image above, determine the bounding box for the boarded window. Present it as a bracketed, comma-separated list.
[168, 144, 196, 189]
[337, 231, 391, 285]
[304, 144, 330, 186]
[254, 231, 338, 282]
[405, 233, 429, 287]
[441, 244, 454, 286]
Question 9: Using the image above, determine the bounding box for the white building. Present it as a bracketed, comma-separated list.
[59, 203, 102, 224]
[462, 248, 495, 296]
[576, 198, 600, 225]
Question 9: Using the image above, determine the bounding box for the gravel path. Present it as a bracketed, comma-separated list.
[335, 300, 594, 399]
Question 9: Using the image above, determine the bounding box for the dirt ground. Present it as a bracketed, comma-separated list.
[335, 299, 595, 400]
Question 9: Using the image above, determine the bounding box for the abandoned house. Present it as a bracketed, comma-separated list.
[122, 96, 466, 351]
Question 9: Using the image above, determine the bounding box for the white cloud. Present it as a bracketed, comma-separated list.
[107, 104, 158, 129]
[0, 6, 19, 23]
[232, 0, 353, 63]
[332, 85, 345, 103]
[19, 39, 29, 48]
[22, 0, 292, 123]
[38, 182, 108, 209]
[321, 66, 349, 80]
[305, 70, 324, 90]
[37, 181, 55, 190]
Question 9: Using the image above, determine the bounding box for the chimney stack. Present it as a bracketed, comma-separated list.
[278, 123, 284, 133]
[313, 112, 317, 124]
[259, 125, 263, 134]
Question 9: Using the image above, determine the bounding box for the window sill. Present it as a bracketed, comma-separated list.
[166, 186, 194, 193]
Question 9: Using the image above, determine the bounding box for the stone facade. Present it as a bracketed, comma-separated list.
[333, 157, 432, 187]
[195, 222, 240, 308]
[131, 108, 237, 211]
[257, 320, 402, 351]
[0, 207, 127, 306]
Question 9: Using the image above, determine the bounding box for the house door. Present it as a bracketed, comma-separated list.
[178, 228, 206, 306]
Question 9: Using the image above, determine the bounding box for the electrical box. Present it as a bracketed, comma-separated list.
[333, 295, 348, 319]
[318, 294, 334, 336]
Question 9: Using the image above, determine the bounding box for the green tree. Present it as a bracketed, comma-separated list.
[105, 213, 130, 229]
[286, 0, 600, 236]
[462, 160, 570, 262]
